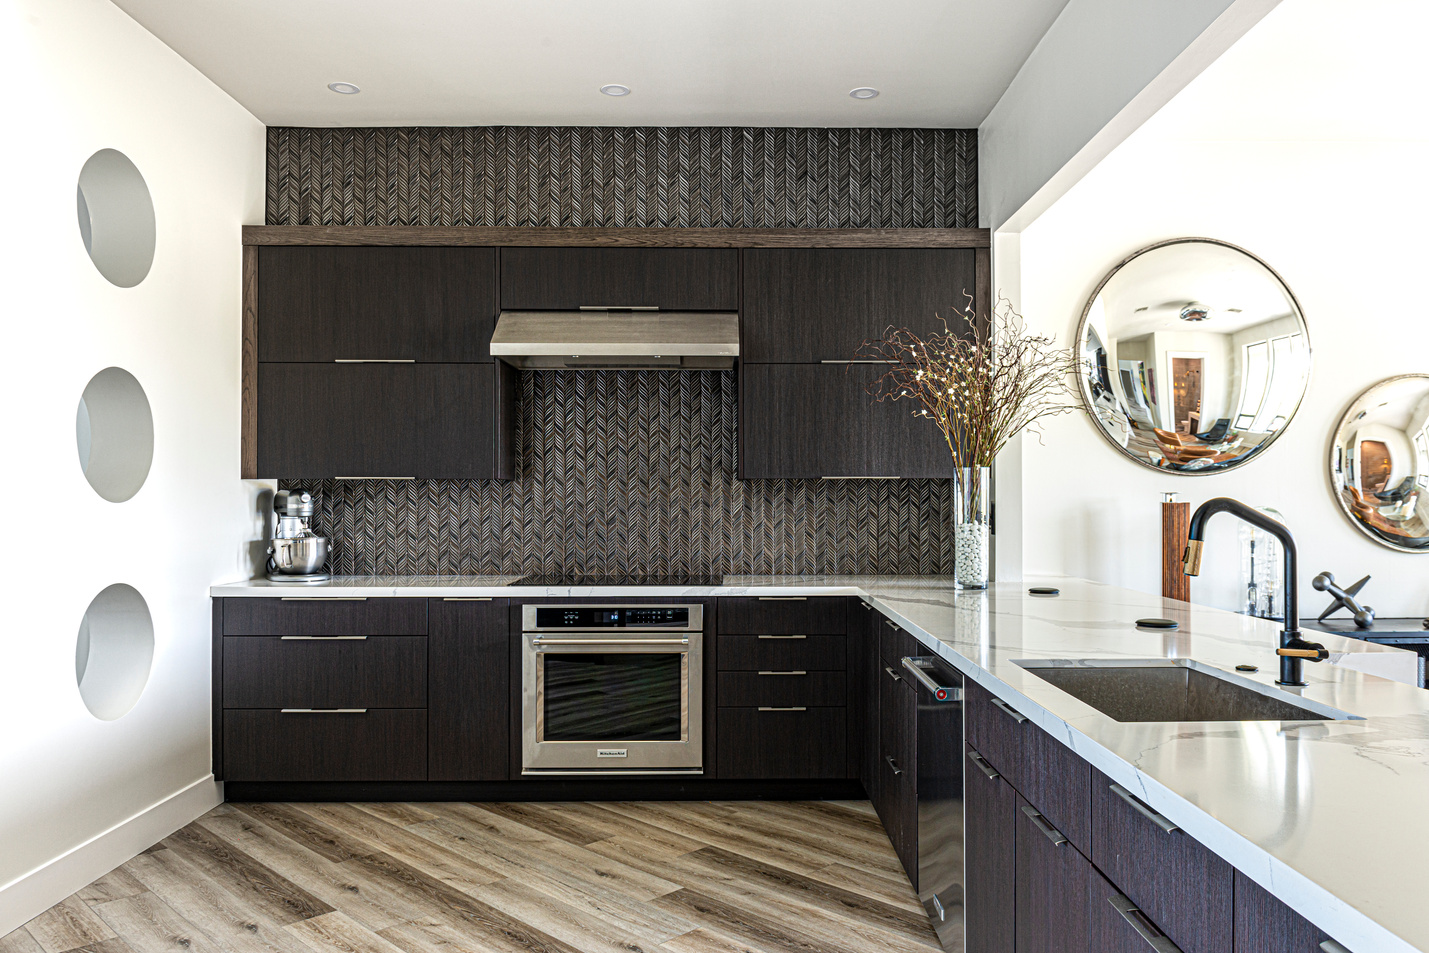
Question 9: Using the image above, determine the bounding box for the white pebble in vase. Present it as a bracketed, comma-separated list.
[956, 522, 989, 589]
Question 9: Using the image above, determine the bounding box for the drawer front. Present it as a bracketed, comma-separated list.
[717, 597, 847, 635]
[716, 707, 848, 779]
[222, 598, 427, 636]
[965, 679, 1091, 853]
[1091, 769, 1233, 953]
[717, 671, 846, 708]
[223, 636, 427, 708]
[877, 616, 922, 666]
[222, 709, 427, 781]
[717, 635, 846, 671]
[1087, 865, 1180, 953]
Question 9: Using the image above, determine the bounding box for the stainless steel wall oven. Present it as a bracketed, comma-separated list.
[521, 604, 703, 775]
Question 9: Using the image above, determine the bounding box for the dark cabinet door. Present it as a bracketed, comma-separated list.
[717, 596, 848, 635]
[1233, 871, 1344, 953]
[1015, 794, 1091, 953]
[428, 599, 510, 781]
[742, 248, 977, 362]
[715, 707, 848, 779]
[222, 636, 427, 708]
[1087, 866, 1183, 953]
[1091, 769, 1233, 953]
[223, 709, 426, 782]
[256, 362, 510, 479]
[740, 364, 955, 478]
[258, 247, 497, 362]
[965, 744, 1015, 953]
[501, 247, 738, 310]
[877, 661, 918, 883]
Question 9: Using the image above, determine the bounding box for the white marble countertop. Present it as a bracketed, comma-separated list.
[210, 573, 1429, 952]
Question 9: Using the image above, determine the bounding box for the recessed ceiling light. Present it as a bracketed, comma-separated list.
[849, 87, 879, 100]
[600, 84, 631, 97]
[328, 82, 361, 95]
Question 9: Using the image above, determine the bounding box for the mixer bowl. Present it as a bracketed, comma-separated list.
[268, 536, 329, 575]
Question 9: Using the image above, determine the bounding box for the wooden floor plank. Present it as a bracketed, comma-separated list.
[467, 879, 666, 953]
[123, 844, 315, 953]
[345, 804, 437, 828]
[90, 893, 225, 953]
[0, 929, 47, 953]
[24, 897, 117, 953]
[163, 824, 334, 926]
[285, 912, 406, 953]
[656, 929, 768, 953]
[76, 869, 147, 908]
[650, 890, 857, 953]
[231, 805, 376, 865]
[802, 863, 923, 915]
[470, 804, 613, 848]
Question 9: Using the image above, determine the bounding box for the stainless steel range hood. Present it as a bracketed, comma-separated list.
[490, 308, 739, 370]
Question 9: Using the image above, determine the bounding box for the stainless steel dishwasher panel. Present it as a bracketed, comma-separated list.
[904, 655, 965, 952]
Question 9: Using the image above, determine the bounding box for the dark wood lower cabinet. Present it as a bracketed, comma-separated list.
[1087, 866, 1183, 953]
[1015, 793, 1091, 953]
[222, 636, 426, 709]
[1234, 870, 1343, 953]
[965, 745, 1016, 953]
[716, 707, 847, 779]
[428, 599, 510, 781]
[223, 709, 427, 782]
[875, 659, 918, 882]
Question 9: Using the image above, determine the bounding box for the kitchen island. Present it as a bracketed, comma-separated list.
[211, 575, 1429, 953]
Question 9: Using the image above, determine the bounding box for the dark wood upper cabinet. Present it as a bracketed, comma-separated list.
[256, 362, 514, 479]
[501, 247, 738, 311]
[739, 364, 955, 478]
[429, 599, 510, 781]
[742, 248, 977, 362]
[258, 247, 497, 362]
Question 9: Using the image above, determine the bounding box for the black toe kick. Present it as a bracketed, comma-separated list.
[222, 779, 866, 803]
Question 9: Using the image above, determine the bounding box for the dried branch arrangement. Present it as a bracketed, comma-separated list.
[857, 296, 1082, 468]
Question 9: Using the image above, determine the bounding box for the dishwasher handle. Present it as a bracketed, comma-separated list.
[900, 657, 962, 702]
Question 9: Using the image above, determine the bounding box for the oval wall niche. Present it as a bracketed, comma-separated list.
[76, 583, 155, 721]
[76, 148, 156, 287]
[77, 366, 154, 503]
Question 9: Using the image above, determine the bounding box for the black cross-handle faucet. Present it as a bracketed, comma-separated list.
[1182, 497, 1329, 687]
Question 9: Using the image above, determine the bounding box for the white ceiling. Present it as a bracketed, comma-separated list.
[107, 0, 1071, 127]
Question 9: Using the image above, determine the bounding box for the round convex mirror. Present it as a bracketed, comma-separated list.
[1076, 239, 1310, 473]
[76, 149, 156, 287]
[1329, 375, 1429, 552]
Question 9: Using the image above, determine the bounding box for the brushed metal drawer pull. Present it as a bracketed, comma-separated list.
[280, 708, 368, 714]
[1319, 942, 1350, 953]
[968, 750, 1000, 781]
[1109, 783, 1181, 834]
[884, 619, 900, 631]
[1021, 806, 1068, 847]
[860, 601, 871, 610]
[884, 755, 903, 776]
[280, 597, 368, 601]
[757, 670, 807, 676]
[443, 597, 493, 601]
[884, 666, 903, 683]
[334, 476, 415, 480]
[991, 696, 1028, 724]
[757, 634, 807, 640]
[534, 638, 689, 646]
[758, 596, 807, 601]
[759, 707, 807, 712]
[334, 359, 416, 363]
[280, 635, 368, 641]
[579, 305, 659, 311]
[819, 359, 898, 364]
[1108, 894, 1182, 952]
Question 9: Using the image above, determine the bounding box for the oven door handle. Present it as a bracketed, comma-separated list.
[531, 637, 691, 646]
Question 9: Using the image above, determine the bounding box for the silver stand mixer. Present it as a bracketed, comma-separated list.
[266, 490, 331, 583]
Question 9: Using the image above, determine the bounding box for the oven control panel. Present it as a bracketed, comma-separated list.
[526, 604, 702, 631]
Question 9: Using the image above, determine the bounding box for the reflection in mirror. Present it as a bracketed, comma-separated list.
[1077, 239, 1310, 473]
[1330, 375, 1429, 552]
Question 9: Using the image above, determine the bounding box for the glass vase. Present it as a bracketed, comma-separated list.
[954, 467, 991, 590]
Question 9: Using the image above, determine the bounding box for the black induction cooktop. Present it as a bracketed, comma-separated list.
[516, 573, 724, 587]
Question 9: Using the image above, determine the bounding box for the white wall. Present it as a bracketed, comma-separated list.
[979, 0, 1281, 230]
[1007, 4, 1429, 617]
[0, 0, 265, 932]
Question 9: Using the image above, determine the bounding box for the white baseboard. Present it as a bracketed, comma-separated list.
[0, 776, 223, 935]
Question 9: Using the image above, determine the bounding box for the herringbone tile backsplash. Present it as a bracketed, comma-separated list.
[269, 125, 973, 575]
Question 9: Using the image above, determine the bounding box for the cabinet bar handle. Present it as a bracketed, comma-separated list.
[280, 708, 367, 714]
[884, 620, 900, 631]
[758, 596, 806, 601]
[991, 696, 1029, 724]
[533, 637, 689, 646]
[1021, 806, 1068, 847]
[1108, 894, 1182, 952]
[884, 666, 903, 683]
[1319, 942, 1350, 953]
[757, 634, 807, 640]
[334, 476, 415, 480]
[969, 750, 1000, 780]
[1109, 783, 1181, 834]
[443, 597, 493, 601]
[884, 755, 903, 776]
[280, 635, 367, 640]
[821, 475, 900, 480]
[334, 359, 416, 363]
[901, 657, 961, 701]
[579, 305, 659, 311]
[819, 359, 897, 364]
[758, 706, 807, 712]
[758, 670, 807, 676]
[280, 597, 368, 601]
[860, 601, 871, 610]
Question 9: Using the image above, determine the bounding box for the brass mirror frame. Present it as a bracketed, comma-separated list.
[1074, 237, 1312, 476]
[1329, 373, 1429, 554]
